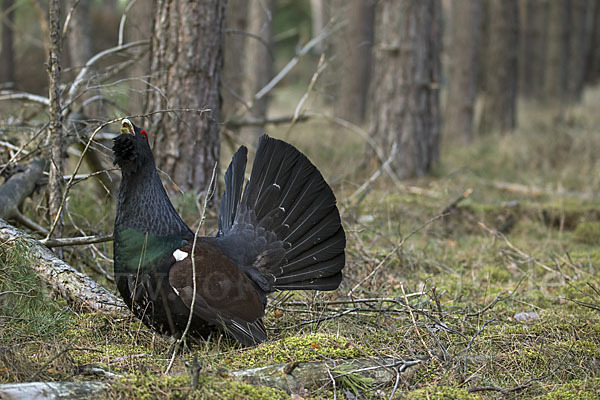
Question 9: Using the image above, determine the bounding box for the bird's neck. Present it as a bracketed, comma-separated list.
[115, 165, 192, 240]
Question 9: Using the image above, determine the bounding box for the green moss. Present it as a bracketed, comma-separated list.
[535, 378, 600, 399]
[404, 386, 476, 400]
[573, 222, 600, 244]
[221, 333, 365, 369]
[110, 371, 288, 400]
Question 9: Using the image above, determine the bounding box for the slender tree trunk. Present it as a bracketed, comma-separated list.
[310, 0, 329, 53]
[334, 0, 375, 125]
[47, 0, 64, 245]
[519, 0, 549, 99]
[544, 0, 570, 106]
[585, 0, 600, 85]
[126, 0, 153, 116]
[479, 0, 518, 134]
[369, 0, 441, 178]
[241, 0, 274, 141]
[566, 0, 593, 103]
[67, 0, 103, 117]
[0, 0, 16, 88]
[222, 0, 249, 122]
[444, 0, 482, 142]
[145, 0, 225, 194]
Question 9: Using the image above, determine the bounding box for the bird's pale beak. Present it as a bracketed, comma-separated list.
[121, 119, 134, 135]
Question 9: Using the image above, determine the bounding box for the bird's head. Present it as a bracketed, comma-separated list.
[113, 119, 154, 174]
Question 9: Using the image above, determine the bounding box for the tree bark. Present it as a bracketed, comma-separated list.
[222, 0, 249, 121]
[444, 0, 482, 142]
[585, 1, 600, 85]
[0, 0, 16, 88]
[544, 0, 570, 106]
[479, 0, 518, 135]
[334, 0, 375, 125]
[566, 0, 593, 103]
[241, 0, 274, 141]
[145, 0, 225, 194]
[518, 0, 549, 99]
[47, 0, 64, 241]
[369, 0, 441, 178]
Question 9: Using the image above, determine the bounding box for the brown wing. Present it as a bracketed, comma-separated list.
[168, 240, 267, 345]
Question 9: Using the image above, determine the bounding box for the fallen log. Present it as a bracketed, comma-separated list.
[0, 158, 45, 220]
[0, 218, 127, 315]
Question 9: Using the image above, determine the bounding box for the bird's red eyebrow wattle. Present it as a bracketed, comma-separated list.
[140, 129, 148, 139]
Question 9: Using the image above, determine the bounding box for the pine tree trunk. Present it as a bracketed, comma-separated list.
[145, 0, 225, 194]
[585, 1, 600, 85]
[222, 0, 249, 122]
[0, 0, 16, 88]
[544, 0, 570, 106]
[334, 0, 375, 125]
[444, 0, 482, 142]
[566, 0, 593, 103]
[241, 0, 274, 141]
[369, 0, 441, 178]
[480, 0, 518, 134]
[519, 0, 549, 99]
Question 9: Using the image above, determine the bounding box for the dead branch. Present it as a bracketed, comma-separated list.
[441, 188, 473, 215]
[254, 21, 345, 101]
[231, 357, 423, 394]
[0, 158, 45, 221]
[225, 114, 311, 128]
[0, 90, 50, 105]
[65, 40, 149, 108]
[0, 219, 127, 315]
[41, 233, 113, 248]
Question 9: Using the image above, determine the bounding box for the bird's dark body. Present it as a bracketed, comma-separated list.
[112, 120, 345, 345]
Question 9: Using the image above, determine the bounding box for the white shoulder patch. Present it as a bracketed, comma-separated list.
[173, 249, 189, 261]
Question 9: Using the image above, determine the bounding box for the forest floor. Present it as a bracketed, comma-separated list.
[2, 87, 600, 399]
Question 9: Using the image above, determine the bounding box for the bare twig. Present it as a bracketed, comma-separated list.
[463, 319, 495, 376]
[0, 90, 50, 105]
[65, 40, 149, 107]
[285, 53, 327, 137]
[165, 162, 218, 375]
[342, 142, 398, 213]
[41, 234, 113, 248]
[254, 21, 345, 101]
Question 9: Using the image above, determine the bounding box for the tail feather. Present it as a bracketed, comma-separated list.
[274, 253, 345, 285]
[273, 272, 343, 291]
[281, 227, 345, 274]
[218, 146, 247, 236]
[217, 135, 345, 292]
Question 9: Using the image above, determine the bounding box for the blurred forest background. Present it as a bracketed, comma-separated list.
[1, 0, 600, 399]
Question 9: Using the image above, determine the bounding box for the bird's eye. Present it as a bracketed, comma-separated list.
[140, 130, 148, 140]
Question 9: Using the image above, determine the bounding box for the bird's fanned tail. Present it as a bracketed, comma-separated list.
[217, 135, 346, 292]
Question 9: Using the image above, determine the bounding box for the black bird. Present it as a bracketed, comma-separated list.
[112, 119, 346, 345]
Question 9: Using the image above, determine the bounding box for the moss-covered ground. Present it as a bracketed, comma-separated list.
[2, 88, 600, 398]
